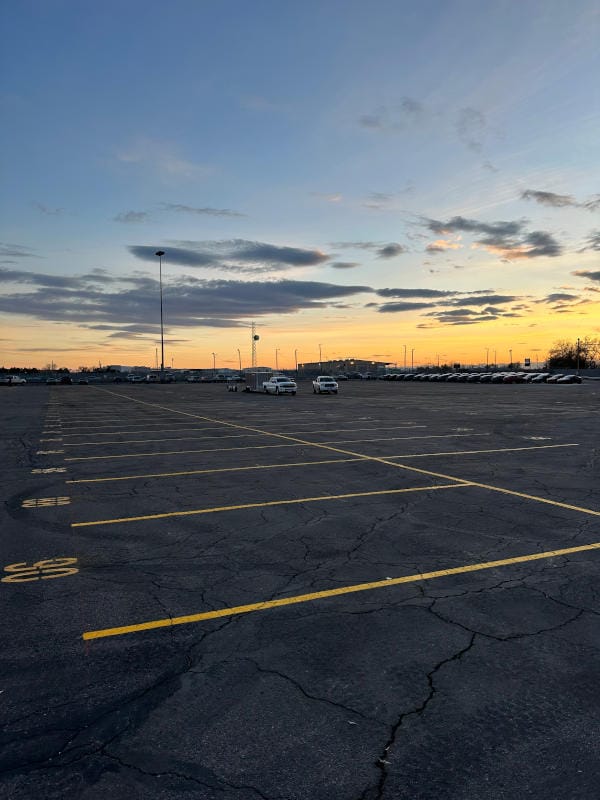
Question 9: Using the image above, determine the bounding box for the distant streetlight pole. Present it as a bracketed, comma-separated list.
[155, 250, 165, 379]
[212, 352, 216, 375]
[485, 348, 489, 368]
[294, 348, 298, 375]
[319, 343, 323, 371]
[509, 348, 513, 367]
[275, 348, 280, 372]
[404, 344, 407, 369]
[411, 348, 415, 369]
[237, 348, 242, 373]
[494, 349, 497, 367]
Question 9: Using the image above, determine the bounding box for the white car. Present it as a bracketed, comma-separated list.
[312, 375, 339, 394]
[263, 375, 297, 395]
[0, 374, 26, 385]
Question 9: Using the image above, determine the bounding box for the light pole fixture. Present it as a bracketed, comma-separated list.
[275, 348, 280, 372]
[155, 251, 165, 379]
[318, 343, 322, 370]
[237, 348, 242, 373]
[212, 352, 216, 375]
[411, 348, 415, 369]
[509, 349, 513, 367]
[294, 348, 298, 375]
[485, 348, 489, 368]
[404, 344, 407, 369]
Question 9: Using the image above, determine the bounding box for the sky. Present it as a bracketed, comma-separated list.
[1, 0, 599, 371]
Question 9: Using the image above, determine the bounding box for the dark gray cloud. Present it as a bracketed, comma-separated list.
[0, 243, 40, 259]
[580, 230, 600, 252]
[114, 211, 149, 224]
[537, 292, 580, 304]
[128, 245, 215, 266]
[331, 241, 405, 258]
[521, 190, 575, 208]
[377, 301, 435, 313]
[423, 216, 561, 258]
[377, 288, 457, 299]
[330, 262, 360, 269]
[160, 203, 245, 218]
[35, 203, 64, 216]
[522, 189, 600, 211]
[377, 243, 405, 259]
[446, 294, 519, 307]
[572, 269, 600, 282]
[129, 240, 330, 271]
[0, 270, 371, 330]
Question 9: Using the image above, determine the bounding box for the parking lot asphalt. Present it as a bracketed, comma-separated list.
[1, 380, 599, 800]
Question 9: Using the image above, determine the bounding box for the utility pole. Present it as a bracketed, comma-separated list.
[251, 322, 259, 368]
[237, 348, 242, 373]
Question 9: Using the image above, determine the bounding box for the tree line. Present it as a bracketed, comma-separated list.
[547, 337, 599, 369]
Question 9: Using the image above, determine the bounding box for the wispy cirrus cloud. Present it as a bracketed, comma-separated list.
[115, 138, 211, 180]
[160, 203, 245, 218]
[114, 210, 149, 224]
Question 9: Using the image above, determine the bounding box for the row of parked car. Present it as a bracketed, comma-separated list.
[380, 371, 583, 384]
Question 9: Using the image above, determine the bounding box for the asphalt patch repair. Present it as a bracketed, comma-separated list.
[1, 380, 599, 799]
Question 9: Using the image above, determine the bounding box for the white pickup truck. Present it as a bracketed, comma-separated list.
[312, 375, 339, 394]
[263, 375, 297, 395]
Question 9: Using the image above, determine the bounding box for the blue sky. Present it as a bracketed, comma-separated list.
[1, 0, 599, 369]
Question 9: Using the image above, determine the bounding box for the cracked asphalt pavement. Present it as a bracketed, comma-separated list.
[1, 380, 599, 799]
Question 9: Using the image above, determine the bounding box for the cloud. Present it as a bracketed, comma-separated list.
[537, 292, 580, 303]
[34, 203, 64, 216]
[160, 203, 245, 218]
[572, 269, 600, 282]
[114, 210, 149, 224]
[377, 288, 457, 299]
[0, 269, 371, 329]
[522, 189, 600, 211]
[129, 240, 331, 273]
[377, 301, 436, 313]
[311, 192, 342, 203]
[580, 230, 600, 252]
[426, 239, 462, 253]
[0, 243, 40, 260]
[358, 97, 425, 131]
[115, 138, 211, 180]
[330, 262, 360, 269]
[456, 107, 487, 151]
[377, 243, 405, 259]
[423, 216, 561, 259]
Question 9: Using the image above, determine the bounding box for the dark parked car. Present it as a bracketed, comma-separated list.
[556, 374, 582, 384]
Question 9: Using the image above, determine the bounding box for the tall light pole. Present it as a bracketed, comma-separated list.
[212, 352, 216, 375]
[411, 348, 415, 369]
[485, 348, 489, 368]
[155, 250, 165, 379]
[275, 348, 280, 372]
[509, 349, 513, 367]
[237, 348, 242, 373]
[294, 348, 298, 375]
[403, 344, 407, 370]
[318, 343, 322, 371]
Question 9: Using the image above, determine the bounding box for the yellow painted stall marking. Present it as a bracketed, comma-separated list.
[82, 542, 600, 640]
[36, 449, 65, 455]
[2, 558, 79, 583]
[88, 388, 600, 519]
[22, 496, 71, 508]
[31, 467, 67, 474]
[71, 483, 465, 527]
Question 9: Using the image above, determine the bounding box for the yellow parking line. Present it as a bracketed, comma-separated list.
[89, 388, 599, 518]
[62, 424, 428, 447]
[82, 540, 600, 640]
[67, 457, 361, 483]
[71, 483, 465, 527]
[66, 442, 300, 461]
[66, 444, 579, 484]
[64, 433, 486, 461]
